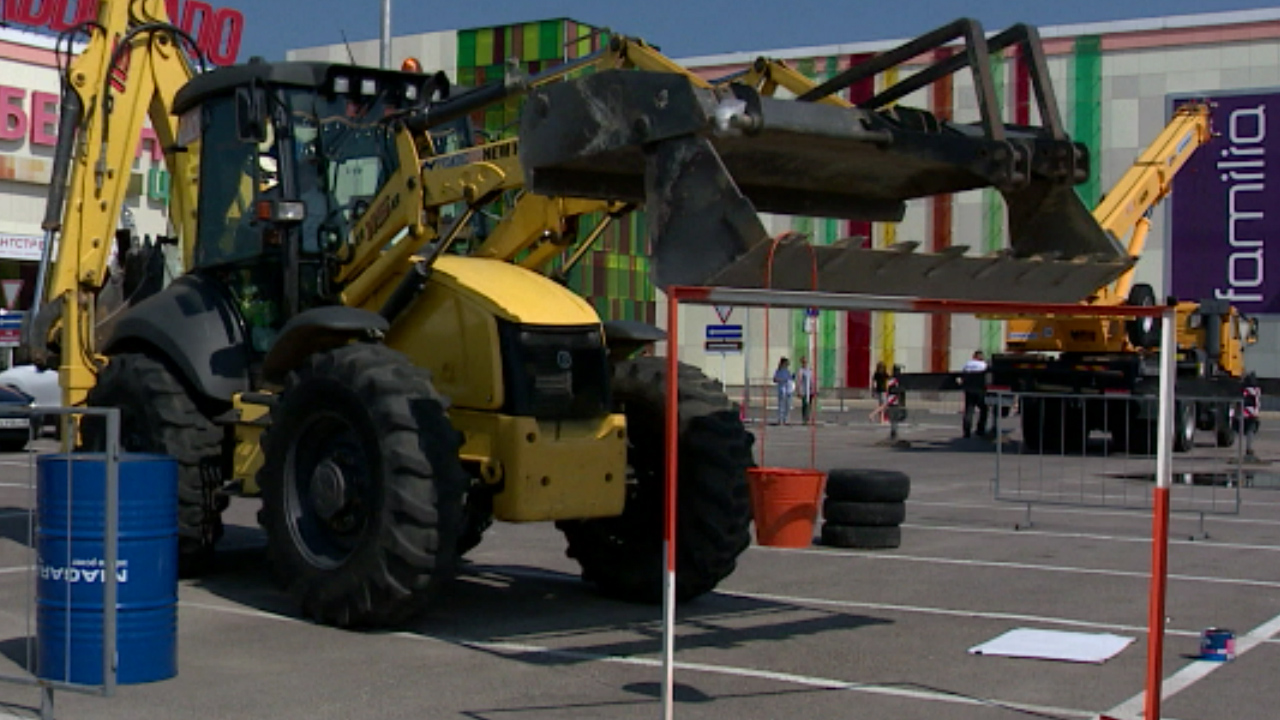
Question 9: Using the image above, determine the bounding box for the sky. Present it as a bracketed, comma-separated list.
[216, 0, 1280, 62]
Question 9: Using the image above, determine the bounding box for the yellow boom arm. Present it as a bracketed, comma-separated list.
[34, 0, 197, 407]
[1092, 103, 1211, 302]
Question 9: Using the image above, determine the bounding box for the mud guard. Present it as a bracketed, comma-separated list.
[104, 274, 250, 402]
[261, 307, 390, 386]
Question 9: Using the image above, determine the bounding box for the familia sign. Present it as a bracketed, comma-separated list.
[1, 0, 244, 65]
[1170, 92, 1277, 314]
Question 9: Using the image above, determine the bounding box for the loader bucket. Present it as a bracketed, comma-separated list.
[519, 20, 1133, 303]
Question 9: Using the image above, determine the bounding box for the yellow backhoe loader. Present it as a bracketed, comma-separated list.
[25, 1, 1130, 626]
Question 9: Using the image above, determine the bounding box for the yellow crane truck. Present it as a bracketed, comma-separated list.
[25, 2, 1128, 626]
[992, 103, 1259, 454]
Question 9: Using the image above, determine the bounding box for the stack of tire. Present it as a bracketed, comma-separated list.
[820, 469, 909, 549]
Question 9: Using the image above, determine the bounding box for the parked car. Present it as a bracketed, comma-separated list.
[0, 365, 60, 439]
[0, 384, 35, 452]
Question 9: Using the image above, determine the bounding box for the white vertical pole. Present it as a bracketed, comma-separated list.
[1144, 307, 1176, 720]
[379, 0, 392, 69]
[104, 408, 120, 695]
[1155, 307, 1175, 496]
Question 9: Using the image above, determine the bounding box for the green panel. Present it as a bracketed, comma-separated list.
[1071, 35, 1103, 207]
[539, 20, 561, 61]
[475, 28, 494, 67]
[981, 186, 1004, 355]
[792, 311, 806, 371]
[522, 24, 541, 62]
[458, 30, 477, 68]
[574, 22, 593, 59]
[820, 310, 837, 389]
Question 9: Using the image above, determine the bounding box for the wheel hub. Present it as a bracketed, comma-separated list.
[310, 459, 348, 520]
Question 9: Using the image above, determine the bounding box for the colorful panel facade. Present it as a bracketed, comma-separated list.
[455, 20, 653, 323]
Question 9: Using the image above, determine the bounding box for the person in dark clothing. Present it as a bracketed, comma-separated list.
[872, 361, 889, 424]
[961, 350, 989, 439]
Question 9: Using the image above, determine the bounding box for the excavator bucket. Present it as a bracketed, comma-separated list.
[519, 20, 1132, 302]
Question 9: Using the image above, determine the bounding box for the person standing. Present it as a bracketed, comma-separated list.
[872, 361, 890, 424]
[1242, 372, 1262, 462]
[797, 357, 816, 425]
[961, 350, 989, 439]
[773, 358, 794, 425]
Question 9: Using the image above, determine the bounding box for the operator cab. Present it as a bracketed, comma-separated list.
[171, 60, 447, 352]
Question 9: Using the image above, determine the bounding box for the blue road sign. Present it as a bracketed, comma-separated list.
[0, 311, 24, 331]
[705, 324, 743, 340]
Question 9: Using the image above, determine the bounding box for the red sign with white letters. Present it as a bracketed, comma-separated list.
[2, 0, 244, 66]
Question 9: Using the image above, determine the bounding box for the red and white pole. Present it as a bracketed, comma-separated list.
[1144, 307, 1177, 720]
[662, 291, 682, 720]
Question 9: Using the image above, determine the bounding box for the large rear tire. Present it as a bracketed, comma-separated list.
[258, 344, 465, 627]
[84, 353, 225, 575]
[558, 358, 753, 603]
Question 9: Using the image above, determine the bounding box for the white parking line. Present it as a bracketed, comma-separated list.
[720, 589, 1205, 640]
[900, 523, 1280, 553]
[751, 546, 1280, 589]
[1103, 610, 1280, 720]
[180, 599, 1095, 718]
[446, 635, 1097, 718]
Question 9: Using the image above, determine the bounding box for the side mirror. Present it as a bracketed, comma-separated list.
[235, 86, 268, 143]
[1248, 318, 1260, 345]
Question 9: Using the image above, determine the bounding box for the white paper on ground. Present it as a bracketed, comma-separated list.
[968, 628, 1135, 664]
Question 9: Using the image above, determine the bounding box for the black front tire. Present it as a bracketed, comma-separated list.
[558, 358, 753, 603]
[258, 344, 465, 628]
[84, 353, 225, 574]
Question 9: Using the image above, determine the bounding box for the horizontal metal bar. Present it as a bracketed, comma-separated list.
[669, 286, 1168, 318]
[0, 671, 109, 696]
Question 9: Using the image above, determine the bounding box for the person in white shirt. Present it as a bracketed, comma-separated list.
[796, 357, 816, 425]
[961, 350, 989, 438]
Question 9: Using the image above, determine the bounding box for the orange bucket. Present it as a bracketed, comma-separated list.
[747, 468, 825, 548]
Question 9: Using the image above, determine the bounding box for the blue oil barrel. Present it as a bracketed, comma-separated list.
[36, 453, 178, 685]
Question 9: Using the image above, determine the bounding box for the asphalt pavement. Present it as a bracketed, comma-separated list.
[0, 413, 1275, 719]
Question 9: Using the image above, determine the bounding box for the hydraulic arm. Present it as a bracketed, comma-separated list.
[26, 0, 200, 408]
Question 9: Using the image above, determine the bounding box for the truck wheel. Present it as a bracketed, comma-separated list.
[1216, 408, 1238, 448]
[1125, 416, 1158, 455]
[258, 344, 465, 627]
[84, 353, 225, 575]
[1021, 397, 1065, 453]
[1174, 401, 1196, 452]
[1125, 284, 1161, 349]
[558, 358, 753, 603]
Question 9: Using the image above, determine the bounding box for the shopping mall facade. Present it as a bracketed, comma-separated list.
[3, 9, 1278, 385]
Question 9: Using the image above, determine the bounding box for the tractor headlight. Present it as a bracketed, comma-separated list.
[500, 322, 609, 420]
